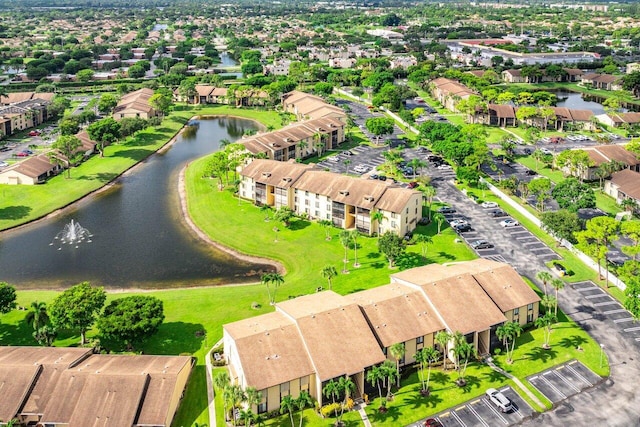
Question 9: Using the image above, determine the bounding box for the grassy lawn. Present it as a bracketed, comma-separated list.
[0, 105, 282, 231]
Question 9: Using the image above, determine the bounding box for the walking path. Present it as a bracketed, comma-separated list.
[206, 338, 224, 427]
[485, 357, 545, 409]
[356, 402, 372, 427]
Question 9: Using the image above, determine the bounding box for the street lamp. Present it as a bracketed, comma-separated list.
[599, 343, 605, 368]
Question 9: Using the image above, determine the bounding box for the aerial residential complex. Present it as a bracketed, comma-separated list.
[223, 259, 540, 413]
[239, 159, 423, 237]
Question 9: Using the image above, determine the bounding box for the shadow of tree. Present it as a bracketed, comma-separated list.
[172, 364, 208, 427]
[289, 219, 310, 231]
[371, 262, 386, 269]
[396, 252, 422, 270]
[0, 318, 37, 346]
[0, 205, 32, 220]
[430, 371, 449, 386]
[459, 374, 481, 393]
[525, 346, 558, 363]
[559, 335, 588, 349]
[135, 322, 206, 355]
[435, 251, 455, 261]
[112, 148, 154, 161]
[74, 172, 118, 183]
[366, 251, 382, 259]
[483, 369, 507, 383]
[369, 404, 401, 423]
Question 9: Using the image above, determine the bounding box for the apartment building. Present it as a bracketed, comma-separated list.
[239, 159, 422, 237]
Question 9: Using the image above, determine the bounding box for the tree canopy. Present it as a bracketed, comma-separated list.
[551, 177, 596, 212]
[0, 282, 17, 315]
[49, 282, 106, 346]
[97, 295, 165, 350]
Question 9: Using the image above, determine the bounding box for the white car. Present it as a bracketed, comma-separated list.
[500, 219, 520, 228]
[481, 201, 498, 209]
[0, 161, 8, 168]
[486, 388, 513, 413]
[437, 164, 452, 170]
[540, 148, 553, 155]
[449, 219, 469, 227]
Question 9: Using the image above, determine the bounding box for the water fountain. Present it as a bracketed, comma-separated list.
[50, 219, 93, 249]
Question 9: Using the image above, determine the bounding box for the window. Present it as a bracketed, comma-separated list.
[391, 221, 396, 228]
[513, 307, 519, 315]
[528, 303, 534, 311]
[416, 336, 424, 344]
[315, 210, 320, 217]
[315, 201, 320, 208]
[280, 382, 290, 400]
[257, 401, 267, 414]
[300, 376, 309, 391]
[527, 313, 534, 323]
[406, 207, 409, 214]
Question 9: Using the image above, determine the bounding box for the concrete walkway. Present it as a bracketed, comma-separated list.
[485, 357, 545, 409]
[355, 402, 372, 427]
[205, 338, 224, 427]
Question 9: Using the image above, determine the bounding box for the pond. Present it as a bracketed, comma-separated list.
[555, 91, 606, 115]
[0, 118, 273, 290]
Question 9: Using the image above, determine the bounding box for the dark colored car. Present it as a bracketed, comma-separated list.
[523, 148, 532, 155]
[408, 181, 419, 189]
[454, 223, 472, 233]
[370, 174, 379, 180]
[424, 419, 443, 427]
[437, 206, 456, 214]
[488, 209, 506, 218]
[553, 262, 568, 276]
[525, 169, 537, 176]
[343, 150, 354, 156]
[378, 175, 387, 181]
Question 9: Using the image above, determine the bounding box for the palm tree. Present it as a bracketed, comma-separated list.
[536, 271, 553, 296]
[414, 234, 432, 258]
[389, 342, 405, 387]
[380, 359, 398, 400]
[551, 278, 565, 317]
[337, 375, 355, 420]
[261, 272, 284, 305]
[422, 186, 436, 220]
[408, 158, 426, 179]
[423, 346, 440, 393]
[322, 379, 340, 417]
[541, 294, 557, 314]
[414, 346, 439, 395]
[366, 366, 384, 400]
[25, 300, 49, 330]
[319, 219, 333, 240]
[295, 391, 312, 427]
[435, 330, 452, 370]
[452, 333, 475, 386]
[350, 230, 360, 267]
[370, 210, 385, 238]
[280, 395, 296, 427]
[496, 321, 523, 363]
[535, 312, 556, 349]
[245, 386, 262, 418]
[339, 230, 351, 273]
[344, 159, 351, 175]
[434, 213, 445, 234]
[320, 265, 337, 290]
[621, 198, 637, 213]
[240, 409, 256, 427]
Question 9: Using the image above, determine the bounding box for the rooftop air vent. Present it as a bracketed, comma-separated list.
[339, 190, 349, 196]
[364, 196, 374, 202]
[262, 172, 272, 178]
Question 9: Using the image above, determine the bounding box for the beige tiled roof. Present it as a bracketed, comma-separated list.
[240, 159, 315, 189]
[0, 365, 42, 422]
[471, 265, 541, 312]
[10, 153, 58, 178]
[585, 145, 640, 167]
[345, 283, 445, 347]
[487, 104, 516, 118]
[611, 169, 640, 200]
[195, 84, 215, 97]
[277, 292, 386, 380]
[375, 186, 421, 214]
[115, 88, 156, 115]
[225, 312, 315, 391]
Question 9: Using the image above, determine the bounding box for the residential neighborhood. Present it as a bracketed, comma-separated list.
[1, 1, 640, 427]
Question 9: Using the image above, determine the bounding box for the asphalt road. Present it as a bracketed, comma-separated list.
[430, 167, 640, 427]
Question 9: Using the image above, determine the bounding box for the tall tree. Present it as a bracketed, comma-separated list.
[422, 186, 436, 220]
[260, 272, 284, 305]
[350, 230, 360, 267]
[389, 342, 405, 387]
[87, 118, 121, 157]
[452, 332, 475, 386]
[496, 321, 523, 364]
[435, 330, 452, 370]
[378, 232, 406, 268]
[623, 276, 640, 321]
[366, 365, 384, 400]
[0, 282, 17, 315]
[370, 211, 385, 238]
[551, 278, 565, 317]
[541, 210, 583, 244]
[49, 282, 106, 346]
[576, 216, 620, 285]
[295, 391, 312, 427]
[339, 230, 351, 273]
[320, 265, 337, 290]
[528, 178, 551, 212]
[148, 92, 173, 119]
[97, 295, 164, 350]
[535, 313, 556, 349]
[414, 234, 432, 258]
[551, 178, 596, 212]
[621, 221, 640, 261]
[322, 380, 340, 417]
[536, 271, 553, 297]
[51, 135, 82, 178]
[24, 300, 49, 330]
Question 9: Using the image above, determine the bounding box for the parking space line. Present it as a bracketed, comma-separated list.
[614, 317, 634, 323]
[481, 398, 508, 424]
[636, 337, 640, 342]
[529, 247, 552, 251]
[576, 286, 598, 292]
[511, 231, 530, 235]
[585, 293, 606, 299]
[522, 241, 542, 246]
[450, 409, 467, 427]
[540, 374, 567, 399]
[604, 308, 628, 314]
[623, 326, 640, 332]
[565, 363, 592, 387]
[554, 370, 581, 393]
[593, 301, 617, 307]
[468, 403, 490, 427]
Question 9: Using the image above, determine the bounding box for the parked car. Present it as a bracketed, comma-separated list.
[343, 150, 354, 156]
[424, 419, 443, 427]
[28, 130, 41, 136]
[370, 173, 379, 180]
[553, 262, 568, 276]
[437, 206, 456, 214]
[15, 151, 30, 157]
[437, 164, 452, 170]
[0, 161, 8, 168]
[525, 169, 537, 176]
[471, 240, 493, 250]
[454, 223, 472, 233]
[408, 181, 419, 189]
[540, 148, 553, 155]
[500, 219, 520, 228]
[486, 388, 513, 413]
[449, 219, 468, 227]
[488, 209, 506, 218]
[481, 201, 498, 209]
[523, 148, 532, 155]
[378, 175, 387, 181]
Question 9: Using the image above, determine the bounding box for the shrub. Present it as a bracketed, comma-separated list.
[320, 402, 341, 418]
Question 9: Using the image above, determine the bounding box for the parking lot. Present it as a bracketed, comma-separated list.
[527, 360, 601, 404]
[572, 281, 640, 348]
[410, 386, 535, 427]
